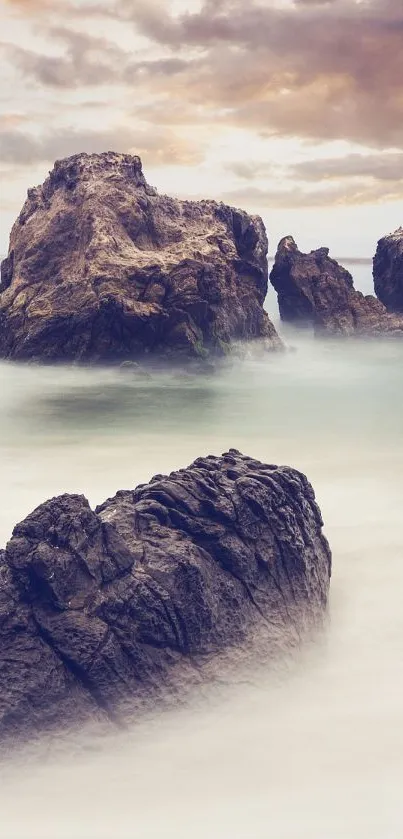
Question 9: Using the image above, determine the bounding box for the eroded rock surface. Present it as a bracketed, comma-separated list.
[0, 152, 282, 363]
[270, 236, 403, 336]
[373, 227, 403, 313]
[0, 450, 331, 744]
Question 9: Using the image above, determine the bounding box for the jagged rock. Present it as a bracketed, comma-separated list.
[270, 236, 403, 336]
[0, 450, 331, 745]
[0, 152, 283, 364]
[373, 227, 403, 313]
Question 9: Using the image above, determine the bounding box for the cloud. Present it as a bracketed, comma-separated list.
[123, 56, 190, 83]
[225, 151, 403, 183]
[1, 27, 190, 91]
[289, 152, 403, 182]
[3, 0, 110, 15]
[221, 149, 403, 208]
[110, 0, 403, 149]
[0, 125, 205, 168]
[1, 27, 127, 88]
[225, 161, 277, 180]
[293, 0, 336, 5]
[4, 0, 52, 8]
[0, 112, 28, 128]
[3, 1, 402, 148]
[219, 179, 403, 211]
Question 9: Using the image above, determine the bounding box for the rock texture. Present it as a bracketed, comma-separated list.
[373, 227, 403, 313]
[0, 152, 282, 363]
[270, 236, 403, 336]
[0, 450, 331, 745]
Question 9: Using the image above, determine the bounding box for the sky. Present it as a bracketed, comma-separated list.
[0, 0, 402, 258]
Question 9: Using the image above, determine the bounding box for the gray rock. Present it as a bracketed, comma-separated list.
[0, 152, 283, 364]
[0, 450, 331, 745]
[270, 236, 403, 336]
[373, 227, 403, 313]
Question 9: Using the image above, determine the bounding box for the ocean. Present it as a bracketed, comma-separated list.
[0, 263, 402, 838]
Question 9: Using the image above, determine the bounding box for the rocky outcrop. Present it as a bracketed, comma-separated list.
[373, 227, 403, 313]
[0, 152, 282, 364]
[0, 450, 331, 745]
[270, 236, 403, 336]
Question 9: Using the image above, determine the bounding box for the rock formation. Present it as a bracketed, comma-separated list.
[270, 236, 403, 336]
[0, 152, 282, 364]
[0, 450, 331, 745]
[373, 227, 403, 313]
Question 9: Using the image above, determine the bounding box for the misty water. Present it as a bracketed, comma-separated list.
[0, 266, 402, 838]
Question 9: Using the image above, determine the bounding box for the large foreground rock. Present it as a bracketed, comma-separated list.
[0, 152, 282, 363]
[270, 236, 403, 336]
[373, 227, 403, 313]
[0, 450, 331, 745]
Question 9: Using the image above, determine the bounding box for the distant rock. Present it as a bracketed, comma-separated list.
[0, 450, 331, 745]
[373, 227, 403, 313]
[270, 236, 403, 336]
[0, 152, 282, 364]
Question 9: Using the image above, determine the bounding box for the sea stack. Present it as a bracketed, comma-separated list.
[0, 152, 282, 364]
[0, 450, 331, 745]
[270, 236, 403, 336]
[373, 227, 403, 313]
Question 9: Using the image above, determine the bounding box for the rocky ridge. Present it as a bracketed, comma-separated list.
[270, 236, 403, 336]
[373, 227, 403, 313]
[0, 450, 331, 745]
[0, 152, 282, 364]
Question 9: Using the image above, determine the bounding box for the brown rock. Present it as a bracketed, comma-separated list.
[373, 227, 403, 313]
[270, 236, 403, 336]
[0, 152, 282, 363]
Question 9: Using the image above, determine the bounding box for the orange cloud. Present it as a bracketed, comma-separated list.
[2, 0, 403, 151]
[4, 0, 52, 10]
[115, 0, 403, 149]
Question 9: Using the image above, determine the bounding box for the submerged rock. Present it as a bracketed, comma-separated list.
[0, 152, 282, 364]
[270, 236, 403, 336]
[373, 227, 403, 313]
[0, 450, 331, 744]
[118, 360, 152, 379]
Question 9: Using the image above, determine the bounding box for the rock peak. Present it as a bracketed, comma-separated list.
[52, 150, 144, 178]
[277, 237, 330, 260]
[278, 235, 298, 251]
[38, 151, 152, 202]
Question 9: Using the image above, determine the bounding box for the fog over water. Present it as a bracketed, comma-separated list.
[0, 266, 402, 838]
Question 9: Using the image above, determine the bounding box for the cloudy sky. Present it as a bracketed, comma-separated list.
[1, 0, 402, 257]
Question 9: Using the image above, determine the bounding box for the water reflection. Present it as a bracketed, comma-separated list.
[23, 380, 219, 433]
